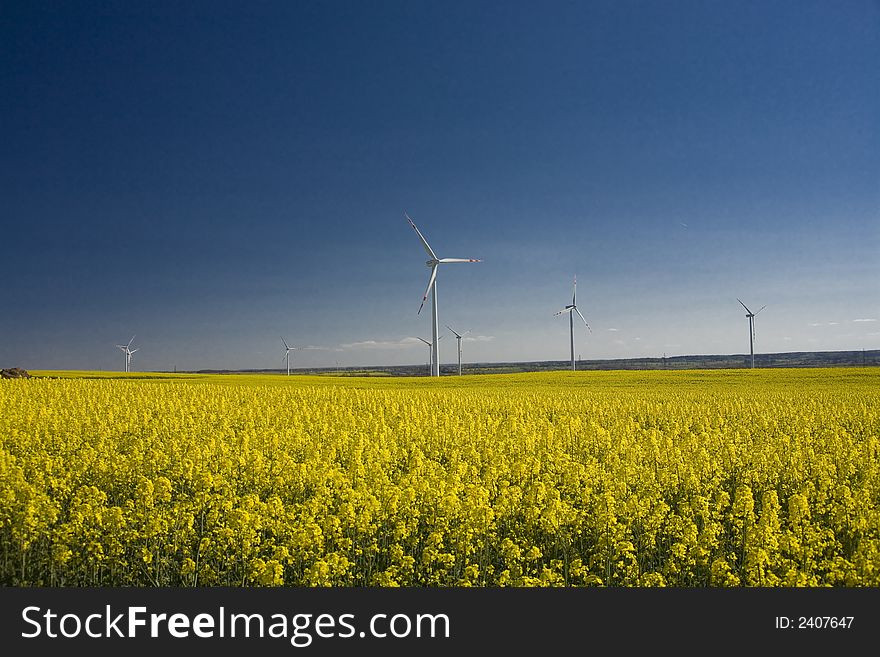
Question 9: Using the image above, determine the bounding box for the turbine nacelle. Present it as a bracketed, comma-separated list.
[445, 324, 469, 340]
[116, 335, 137, 355]
[737, 298, 766, 319]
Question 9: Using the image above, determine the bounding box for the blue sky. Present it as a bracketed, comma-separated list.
[2, 0, 878, 371]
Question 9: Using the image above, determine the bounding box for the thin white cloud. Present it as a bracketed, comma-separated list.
[607, 328, 619, 332]
[338, 337, 422, 351]
[301, 345, 330, 351]
[809, 322, 822, 327]
[829, 322, 840, 326]
[854, 318, 877, 323]
[463, 335, 495, 342]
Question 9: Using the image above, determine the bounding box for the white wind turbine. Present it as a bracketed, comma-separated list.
[281, 337, 298, 376]
[737, 299, 766, 369]
[445, 324, 470, 376]
[416, 336, 442, 376]
[115, 336, 138, 373]
[554, 276, 591, 371]
[407, 213, 480, 377]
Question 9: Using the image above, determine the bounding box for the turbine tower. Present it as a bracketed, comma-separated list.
[554, 276, 591, 371]
[737, 299, 766, 369]
[115, 336, 138, 373]
[281, 337, 298, 376]
[446, 324, 470, 376]
[407, 213, 480, 377]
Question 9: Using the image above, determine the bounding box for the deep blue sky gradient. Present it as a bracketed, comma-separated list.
[2, 1, 878, 371]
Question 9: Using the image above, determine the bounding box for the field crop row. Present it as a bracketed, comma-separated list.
[1, 369, 878, 586]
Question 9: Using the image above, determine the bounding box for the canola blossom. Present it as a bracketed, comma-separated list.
[1, 369, 878, 586]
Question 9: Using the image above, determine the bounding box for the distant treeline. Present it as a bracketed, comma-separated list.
[189, 350, 880, 377]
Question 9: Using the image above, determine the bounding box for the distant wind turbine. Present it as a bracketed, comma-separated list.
[737, 299, 766, 369]
[445, 324, 470, 376]
[555, 276, 591, 371]
[115, 336, 138, 373]
[407, 213, 480, 377]
[281, 337, 298, 376]
[416, 336, 442, 376]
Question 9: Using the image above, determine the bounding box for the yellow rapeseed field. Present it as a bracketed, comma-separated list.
[1, 369, 878, 586]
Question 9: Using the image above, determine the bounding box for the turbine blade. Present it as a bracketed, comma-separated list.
[755, 305, 767, 315]
[417, 337, 431, 346]
[129, 348, 139, 354]
[737, 298, 752, 314]
[438, 258, 481, 263]
[418, 265, 438, 315]
[572, 276, 577, 305]
[554, 307, 573, 316]
[575, 307, 592, 333]
[127, 335, 135, 347]
[281, 336, 290, 349]
[445, 324, 461, 338]
[406, 213, 437, 260]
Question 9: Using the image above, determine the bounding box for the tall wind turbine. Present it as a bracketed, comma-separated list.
[115, 336, 138, 373]
[407, 213, 480, 377]
[737, 299, 766, 369]
[446, 324, 470, 376]
[555, 276, 591, 371]
[281, 337, 298, 376]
